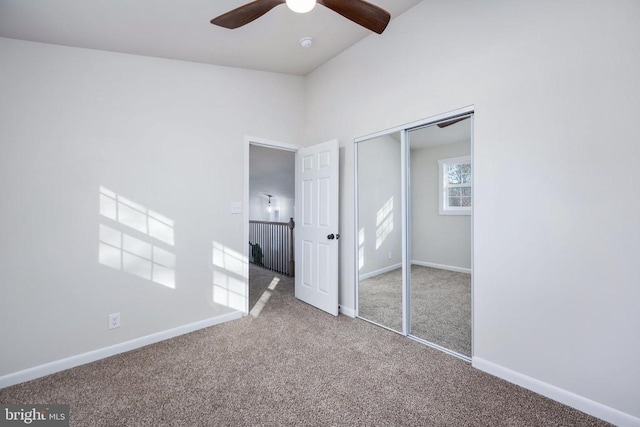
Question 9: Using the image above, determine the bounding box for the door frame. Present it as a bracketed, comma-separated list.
[243, 135, 299, 315]
[353, 105, 475, 361]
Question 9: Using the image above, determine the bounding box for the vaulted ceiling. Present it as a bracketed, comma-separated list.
[0, 0, 422, 76]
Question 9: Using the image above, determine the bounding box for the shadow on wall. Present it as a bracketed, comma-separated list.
[98, 186, 176, 289]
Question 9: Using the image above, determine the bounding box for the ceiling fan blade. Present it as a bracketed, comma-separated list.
[211, 0, 285, 29]
[317, 0, 390, 34]
[437, 117, 469, 128]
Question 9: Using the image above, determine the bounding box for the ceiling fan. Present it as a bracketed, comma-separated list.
[211, 0, 391, 34]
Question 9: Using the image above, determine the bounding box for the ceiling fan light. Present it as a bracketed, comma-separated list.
[286, 0, 316, 14]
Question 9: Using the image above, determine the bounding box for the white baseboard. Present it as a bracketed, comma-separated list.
[411, 260, 471, 274]
[472, 357, 640, 427]
[359, 263, 402, 280]
[0, 311, 244, 389]
[339, 305, 356, 318]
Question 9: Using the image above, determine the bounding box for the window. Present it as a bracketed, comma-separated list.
[438, 156, 471, 215]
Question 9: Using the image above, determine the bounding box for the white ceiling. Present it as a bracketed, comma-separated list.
[0, 0, 422, 76]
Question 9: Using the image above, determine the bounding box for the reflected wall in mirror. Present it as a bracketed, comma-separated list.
[357, 131, 403, 332]
[409, 117, 472, 357]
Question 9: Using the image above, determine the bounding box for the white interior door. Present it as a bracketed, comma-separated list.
[295, 139, 339, 316]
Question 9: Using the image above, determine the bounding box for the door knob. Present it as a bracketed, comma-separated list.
[327, 234, 335, 240]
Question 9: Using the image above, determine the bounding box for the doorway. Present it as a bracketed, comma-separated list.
[246, 139, 297, 315]
[244, 136, 341, 317]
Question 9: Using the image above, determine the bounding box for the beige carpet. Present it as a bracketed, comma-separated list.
[248, 263, 287, 312]
[358, 267, 404, 331]
[359, 265, 471, 357]
[0, 266, 608, 426]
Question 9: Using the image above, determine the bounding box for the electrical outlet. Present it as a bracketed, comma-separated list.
[388, 252, 392, 260]
[108, 312, 121, 330]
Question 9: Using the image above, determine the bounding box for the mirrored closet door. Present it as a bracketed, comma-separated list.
[408, 118, 472, 358]
[355, 111, 473, 360]
[356, 131, 403, 333]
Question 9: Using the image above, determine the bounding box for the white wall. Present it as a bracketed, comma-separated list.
[2, 1, 639, 423]
[357, 133, 402, 277]
[0, 38, 305, 377]
[304, 0, 640, 423]
[276, 198, 295, 222]
[411, 141, 471, 270]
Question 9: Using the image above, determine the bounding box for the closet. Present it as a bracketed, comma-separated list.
[355, 109, 473, 360]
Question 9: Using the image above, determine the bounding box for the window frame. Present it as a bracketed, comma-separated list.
[438, 155, 472, 215]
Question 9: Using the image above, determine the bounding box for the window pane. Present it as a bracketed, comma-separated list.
[461, 197, 472, 207]
[453, 163, 471, 184]
[449, 197, 461, 207]
[461, 186, 472, 197]
[449, 187, 461, 197]
[448, 165, 462, 184]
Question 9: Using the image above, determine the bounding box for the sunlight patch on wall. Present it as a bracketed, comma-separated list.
[212, 242, 247, 312]
[100, 186, 174, 246]
[98, 187, 176, 289]
[375, 197, 394, 249]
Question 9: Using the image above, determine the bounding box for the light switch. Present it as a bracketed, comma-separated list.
[231, 202, 242, 214]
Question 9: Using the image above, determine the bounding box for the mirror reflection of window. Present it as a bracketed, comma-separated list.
[356, 113, 473, 359]
[409, 117, 472, 358]
[438, 156, 472, 215]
